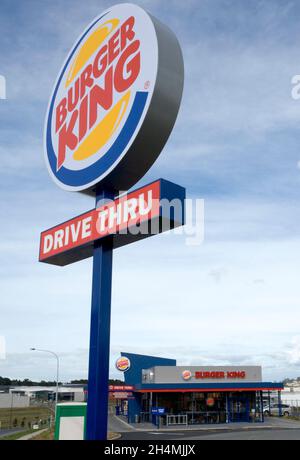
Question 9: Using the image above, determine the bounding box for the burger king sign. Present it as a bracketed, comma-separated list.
[45, 3, 184, 194]
[116, 356, 131, 372]
[41, 4, 185, 441]
[182, 370, 192, 381]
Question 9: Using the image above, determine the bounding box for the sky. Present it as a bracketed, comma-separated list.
[1, 0, 300, 383]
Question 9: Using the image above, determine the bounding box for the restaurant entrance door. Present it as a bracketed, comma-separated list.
[228, 395, 250, 422]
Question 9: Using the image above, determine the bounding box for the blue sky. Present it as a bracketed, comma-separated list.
[1, 0, 300, 382]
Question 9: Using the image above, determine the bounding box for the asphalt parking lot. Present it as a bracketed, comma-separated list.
[119, 428, 300, 440]
[109, 414, 300, 441]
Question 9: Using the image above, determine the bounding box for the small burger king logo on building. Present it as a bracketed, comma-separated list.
[116, 356, 131, 372]
[206, 398, 215, 407]
[182, 370, 192, 381]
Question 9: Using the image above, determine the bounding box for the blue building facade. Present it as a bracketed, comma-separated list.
[121, 352, 176, 423]
[119, 353, 284, 426]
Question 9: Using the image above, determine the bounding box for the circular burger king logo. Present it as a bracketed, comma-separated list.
[116, 356, 131, 372]
[206, 398, 215, 407]
[44, 3, 184, 194]
[182, 370, 192, 381]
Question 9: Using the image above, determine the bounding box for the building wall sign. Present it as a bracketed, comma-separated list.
[116, 356, 131, 372]
[195, 371, 246, 380]
[143, 366, 263, 385]
[111, 392, 133, 399]
[182, 370, 192, 381]
[109, 385, 134, 392]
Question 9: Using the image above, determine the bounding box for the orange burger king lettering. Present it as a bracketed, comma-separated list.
[55, 16, 141, 170]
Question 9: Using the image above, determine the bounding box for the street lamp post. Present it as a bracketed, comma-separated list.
[30, 348, 60, 414]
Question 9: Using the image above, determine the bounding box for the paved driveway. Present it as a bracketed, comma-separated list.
[181, 428, 300, 440]
[110, 414, 300, 441]
[108, 414, 136, 433]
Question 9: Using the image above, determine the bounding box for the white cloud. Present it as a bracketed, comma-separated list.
[286, 336, 300, 365]
[0, 337, 6, 360]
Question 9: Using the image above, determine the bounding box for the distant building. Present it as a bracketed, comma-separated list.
[9, 385, 85, 403]
[281, 385, 300, 407]
[0, 393, 30, 408]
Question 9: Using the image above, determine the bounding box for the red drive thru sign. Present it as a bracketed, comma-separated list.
[109, 387, 134, 399]
[40, 179, 185, 266]
[109, 386, 134, 392]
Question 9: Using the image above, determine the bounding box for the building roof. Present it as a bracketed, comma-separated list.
[10, 386, 84, 393]
[120, 353, 283, 393]
[135, 382, 284, 393]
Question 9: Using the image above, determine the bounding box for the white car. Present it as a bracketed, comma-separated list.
[263, 403, 291, 417]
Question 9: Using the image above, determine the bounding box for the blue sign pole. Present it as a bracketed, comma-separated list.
[86, 188, 114, 441]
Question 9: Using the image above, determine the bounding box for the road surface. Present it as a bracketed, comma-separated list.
[108, 414, 300, 441]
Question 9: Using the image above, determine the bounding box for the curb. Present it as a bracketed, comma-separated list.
[113, 416, 268, 432]
[109, 433, 122, 440]
[112, 416, 300, 433]
[111, 415, 139, 431]
[18, 429, 49, 441]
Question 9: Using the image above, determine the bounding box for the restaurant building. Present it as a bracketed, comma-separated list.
[115, 353, 284, 427]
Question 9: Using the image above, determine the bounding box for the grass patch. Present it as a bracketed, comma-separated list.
[1, 429, 35, 441]
[285, 416, 300, 422]
[32, 429, 55, 441]
[29, 430, 119, 441]
[0, 406, 52, 431]
[108, 432, 121, 440]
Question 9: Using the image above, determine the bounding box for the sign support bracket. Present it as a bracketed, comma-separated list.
[86, 188, 114, 441]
